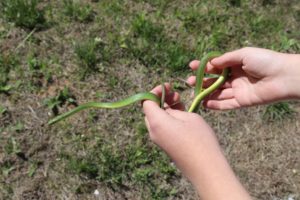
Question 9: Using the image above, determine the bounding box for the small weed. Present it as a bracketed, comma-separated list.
[0, 54, 17, 92]
[275, 35, 300, 52]
[75, 39, 109, 79]
[44, 87, 76, 115]
[132, 13, 163, 43]
[100, 1, 123, 15]
[2, 161, 15, 177]
[27, 56, 53, 87]
[165, 43, 191, 72]
[4, 137, 21, 155]
[108, 75, 118, 88]
[1, 0, 46, 29]
[63, 0, 94, 22]
[263, 102, 295, 122]
[10, 121, 25, 132]
[28, 161, 40, 177]
[0, 105, 7, 115]
[75, 39, 97, 79]
[228, 0, 241, 7]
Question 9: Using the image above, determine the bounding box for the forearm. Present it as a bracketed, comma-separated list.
[191, 147, 251, 200]
[168, 132, 251, 200]
[186, 145, 251, 200]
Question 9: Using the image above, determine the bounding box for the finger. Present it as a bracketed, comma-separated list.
[211, 49, 245, 69]
[143, 100, 174, 125]
[150, 83, 171, 98]
[189, 60, 200, 70]
[189, 60, 221, 74]
[206, 62, 223, 74]
[204, 98, 241, 110]
[164, 101, 185, 111]
[164, 91, 180, 106]
[202, 77, 217, 88]
[143, 83, 175, 125]
[186, 76, 196, 86]
[204, 78, 232, 89]
[170, 102, 185, 111]
[187, 77, 231, 89]
[163, 91, 185, 111]
[206, 88, 234, 100]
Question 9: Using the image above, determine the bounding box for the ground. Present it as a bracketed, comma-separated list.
[0, 0, 300, 199]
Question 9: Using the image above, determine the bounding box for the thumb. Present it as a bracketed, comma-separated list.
[211, 48, 246, 69]
[143, 100, 170, 122]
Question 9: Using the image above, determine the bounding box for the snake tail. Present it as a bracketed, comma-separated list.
[48, 92, 160, 125]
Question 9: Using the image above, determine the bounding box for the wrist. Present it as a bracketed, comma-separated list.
[282, 54, 300, 99]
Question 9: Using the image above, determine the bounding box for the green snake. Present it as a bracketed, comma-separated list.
[48, 52, 229, 125]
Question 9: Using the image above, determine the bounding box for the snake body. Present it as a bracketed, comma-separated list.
[188, 52, 229, 112]
[48, 92, 160, 125]
[48, 52, 229, 125]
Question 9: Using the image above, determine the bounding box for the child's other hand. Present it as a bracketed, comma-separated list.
[188, 47, 300, 109]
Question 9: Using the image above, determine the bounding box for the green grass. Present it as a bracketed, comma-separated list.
[4, 137, 21, 155]
[44, 87, 76, 115]
[1, 0, 46, 29]
[62, 0, 94, 22]
[263, 102, 296, 122]
[62, 123, 178, 198]
[27, 56, 52, 87]
[1, 161, 15, 177]
[74, 38, 110, 79]
[0, 54, 17, 92]
[129, 13, 192, 72]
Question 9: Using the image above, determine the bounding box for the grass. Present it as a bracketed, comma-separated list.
[74, 38, 110, 79]
[129, 13, 192, 72]
[27, 56, 52, 88]
[0, 53, 17, 93]
[43, 87, 76, 115]
[62, 0, 94, 22]
[0, 0, 300, 199]
[1, 0, 46, 29]
[62, 123, 178, 198]
[263, 102, 296, 122]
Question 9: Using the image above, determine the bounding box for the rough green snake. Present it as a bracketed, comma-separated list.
[48, 52, 229, 125]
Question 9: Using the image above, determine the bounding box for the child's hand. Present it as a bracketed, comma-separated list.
[188, 47, 300, 109]
[143, 84, 220, 179]
[143, 84, 251, 200]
